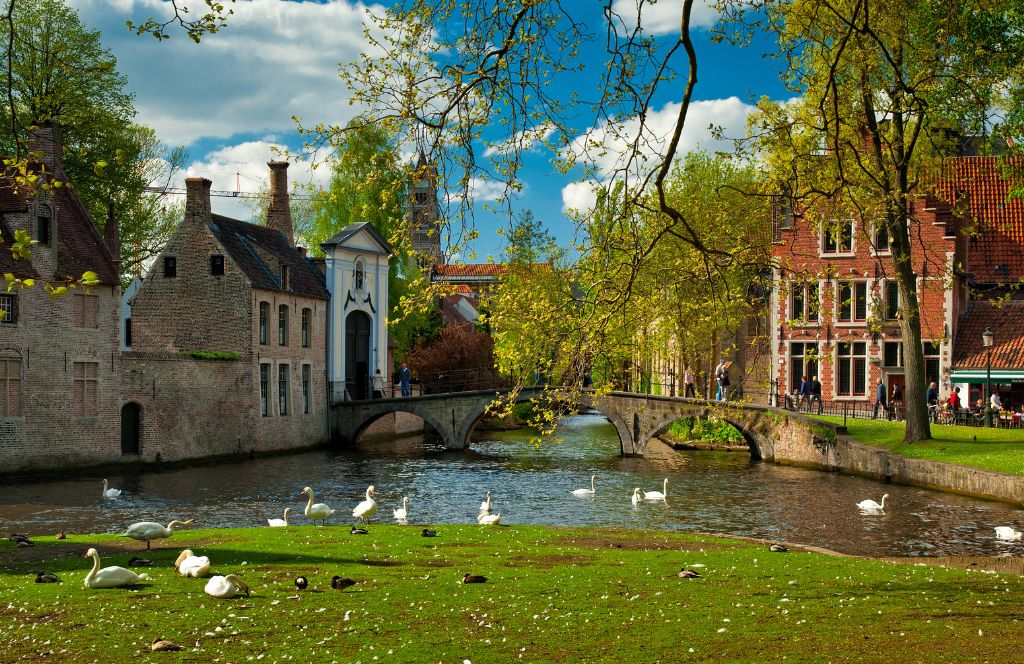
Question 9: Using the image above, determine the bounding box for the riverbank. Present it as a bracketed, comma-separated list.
[2, 525, 1022, 663]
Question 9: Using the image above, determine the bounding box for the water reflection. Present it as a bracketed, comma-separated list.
[1, 414, 1022, 558]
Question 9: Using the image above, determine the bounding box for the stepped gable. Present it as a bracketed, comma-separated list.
[208, 213, 328, 299]
[953, 301, 1024, 369]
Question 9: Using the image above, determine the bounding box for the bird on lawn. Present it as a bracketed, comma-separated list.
[34, 572, 60, 583]
[678, 568, 701, 578]
[350, 526, 369, 535]
[462, 574, 487, 584]
[127, 556, 152, 567]
[9, 534, 33, 547]
[769, 543, 789, 553]
[421, 529, 438, 537]
[151, 639, 183, 652]
[331, 576, 356, 590]
[55, 531, 66, 540]
[352, 485, 378, 523]
[301, 487, 335, 526]
[294, 576, 308, 590]
[121, 520, 193, 550]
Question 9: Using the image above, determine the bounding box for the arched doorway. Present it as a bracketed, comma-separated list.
[345, 311, 372, 400]
[121, 403, 141, 454]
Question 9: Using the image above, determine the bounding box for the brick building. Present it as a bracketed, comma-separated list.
[0, 122, 122, 473]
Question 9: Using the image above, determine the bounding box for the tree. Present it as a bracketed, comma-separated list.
[723, 0, 1024, 441]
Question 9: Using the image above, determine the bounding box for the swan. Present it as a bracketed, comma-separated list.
[82, 548, 149, 588]
[301, 487, 335, 525]
[267, 508, 291, 527]
[631, 488, 645, 505]
[480, 490, 493, 515]
[644, 478, 668, 501]
[393, 496, 409, 521]
[856, 494, 889, 511]
[994, 526, 1022, 541]
[477, 511, 501, 525]
[121, 520, 193, 550]
[352, 485, 377, 523]
[571, 475, 597, 496]
[173, 549, 211, 578]
[102, 479, 122, 498]
[204, 574, 249, 599]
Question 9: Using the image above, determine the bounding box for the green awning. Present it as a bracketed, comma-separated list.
[948, 369, 1024, 382]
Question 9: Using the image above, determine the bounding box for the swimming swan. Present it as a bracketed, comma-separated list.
[267, 508, 291, 527]
[480, 490, 493, 515]
[122, 520, 193, 550]
[204, 574, 249, 599]
[571, 475, 597, 496]
[631, 488, 645, 505]
[477, 511, 501, 525]
[83, 548, 149, 588]
[393, 496, 409, 521]
[856, 494, 889, 511]
[353, 485, 378, 523]
[173, 549, 211, 578]
[301, 487, 335, 525]
[994, 526, 1022, 541]
[644, 478, 668, 501]
[102, 479, 122, 498]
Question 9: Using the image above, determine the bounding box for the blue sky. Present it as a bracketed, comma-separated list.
[69, 0, 788, 260]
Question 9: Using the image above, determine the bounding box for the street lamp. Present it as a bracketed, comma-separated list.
[982, 328, 994, 427]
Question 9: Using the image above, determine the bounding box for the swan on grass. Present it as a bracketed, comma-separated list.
[644, 479, 668, 501]
[353, 485, 378, 523]
[267, 508, 291, 527]
[393, 496, 409, 521]
[83, 548, 149, 588]
[571, 475, 597, 496]
[122, 520, 193, 550]
[173, 549, 211, 578]
[480, 490, 493, 515]
[301, 487, 335, 525]
[204, 574, 249, 599]
[631, 488, 645, 505]
[994, 526, 1022, 541]
[477, 511, 501, 525]
[856, 494, 889, 512]
[102, 479, 122, 499]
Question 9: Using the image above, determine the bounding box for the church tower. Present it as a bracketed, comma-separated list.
[407, 150, 444, 267]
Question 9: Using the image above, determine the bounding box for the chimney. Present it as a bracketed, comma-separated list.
[104, 202, 121, 275]
[185, 177, 212, 226]
[267, 161, 293, 244]
[27, 120, 65, 178]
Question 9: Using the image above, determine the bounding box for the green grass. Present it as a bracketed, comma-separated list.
[2, 525, 1022, 663]
[814, 416, 1024, 475]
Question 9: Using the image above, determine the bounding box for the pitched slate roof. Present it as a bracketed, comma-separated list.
[952, 301, 1024, 369]
[208, 214, 328, 300]
[321, 222, 392, 254]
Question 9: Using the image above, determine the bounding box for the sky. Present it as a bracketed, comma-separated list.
[68, 0, 789, 261]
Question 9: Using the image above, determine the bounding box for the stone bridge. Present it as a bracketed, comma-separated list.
[331, 389, 842, 461]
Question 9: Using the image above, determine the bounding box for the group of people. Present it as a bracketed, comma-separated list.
[872, 378, 905, 420]
[926, 381, 1010, 425]
[795, 375, 824, 414]
[370, 363, 415, 399]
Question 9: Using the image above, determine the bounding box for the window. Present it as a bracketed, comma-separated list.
[836, 281, 867, 322]
[282, 264, 290, 290]
[836, 342, 867, 396]
[72, 294, 98, 328]
[0, 293, 17, 324]
[789, 342, 818, 393]
[779, 200, 794, 229]
[302, 364, 311, 414]
[278, 364, 289, 416]
[0, 358, 21, 416]
[37, 209, 50, 245]
[883, 341, 903, 367]
[883, 281, 900, 320]
[874, 222, 889, 253]
[822, 221, 854, 254]
[278, 305, 289, 346]
[924, 341, 941, 385]
[124, 318, 132, 347]
[211, 254, 225, 275]
[415, 192, 428, 204]
[354, 260, 364, 290]
[259, 302, 269, 345]
[163, 256, 177, 278]
[260, 363, 270, 416]
[72, 361, 98, 417]
[301, 308, 311, 347]
[789, 282, 819, 323]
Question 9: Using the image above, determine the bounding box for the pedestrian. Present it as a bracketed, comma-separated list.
[890, 383, 903, 420]
[683, 366, 696, 398]
[872, 378, 887, 419]
[926, 381, 939, 421]
[991, 392, 1003, 427]
[371, 369, 386, 399]
[810, 375, 823, 414]
[715, 360, 728, 401]
[950, 386, 962, 414]
[399, 362, 412, 397]
[798, 375, 811, 411]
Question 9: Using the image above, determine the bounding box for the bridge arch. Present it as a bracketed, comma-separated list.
[349, 407, 448, 447]
[642, 411, 764, 460]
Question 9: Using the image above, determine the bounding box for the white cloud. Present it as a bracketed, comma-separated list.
[609, 0, 718, 35]
[483, 123, 557, 158]
[561, 181, 600, 214]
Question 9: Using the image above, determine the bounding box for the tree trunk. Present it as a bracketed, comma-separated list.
[894, 251, 931, 442]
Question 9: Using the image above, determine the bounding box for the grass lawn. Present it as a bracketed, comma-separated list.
[812, 416, 1024, 475]
[2, 525, 1022, 663]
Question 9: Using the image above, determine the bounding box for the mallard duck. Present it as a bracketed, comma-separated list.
[350, 526, 369, 535]
[55, 531, 66, 540]
[462, 574, 487, 584]
[421, 528, 437, 537]
[331, 576, 356, 590]
[151, 639, 182, 652]
[127, 556, 152, 566]
[34, 572, 60, 583]
[678, 568, 701, 578]
[769, 543, 789, 553]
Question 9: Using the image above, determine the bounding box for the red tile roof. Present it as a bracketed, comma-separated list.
[952, 301, 1024, 369]
[433, 263, 509, 278]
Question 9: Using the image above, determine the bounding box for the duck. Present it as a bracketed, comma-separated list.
[462, 574, 487, 584]
[55, 530, 66, 540]
[331, 576, 356, 590]
[571, 475, 597, 496]
[631, 488, 645, 505]
[393, 496, 409, 521]
[82, 548, 149, 588]
[678, 568, 701, 578]
[173, 549, 211, 578]
[151, 639, 183, 652]
[994, 526, 1022, 541]
[477, 512, 501, 526]
[204, 574, 249, 599]
[301, 487, 335, 526]
[353, 485, 378, 523]
[769, 543, 789, 553]
[350, 526, 369, 535]
[421, 528, 438, 537]
[267, 508, 291, 528]
[34, 571, 60, 583]
[121, 520, 193, 550]
[644, 478, 668, 501]
[294, 576, 308, 590]
[480, 490, 493, 515]
[127, 556, 152, 567]
[102, 479, 122, 499]
[856, 494, 889, 512]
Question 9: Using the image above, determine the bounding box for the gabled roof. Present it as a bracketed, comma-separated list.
[952, 301, 1024, 370]
[321, 222, 392, 255]
[208, 214, 328, 300]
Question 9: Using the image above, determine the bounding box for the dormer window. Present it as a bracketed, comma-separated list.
[163, 256, 177, 278]
[354, 260, 364, 290]
[37, 206, 51, 245]
[211, 254, 225, 276]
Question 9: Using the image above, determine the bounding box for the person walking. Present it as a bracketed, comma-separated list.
[810, 375, 823, 415]
[371, 369, 386, 399]
[798, 375, 811, 412]
[683, 366, 696, 398]
[399, 362, 412, 397]
[715, 360, 728, 401]
[890, 383, 903, 421]
[926, 381, 939, 422]
[872, 378, 887, 419]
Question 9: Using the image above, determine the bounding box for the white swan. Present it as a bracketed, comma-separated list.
[122, 520, 193, 550]
[571, 475, 596, 496]
[994, 526, 1022, 541]
[204, 574, 249, 599]
[644, 478, 668, 501]
[393, 496, 409, 521]
[83, 548, 149, 588]
[173, 549, 211, 578]
[480, 490, 493, 515]
[631, 487, 645, 505]
[856, 494, 889, 511]
[477, 511, 501, 525]
[353, 485, 378, 523]
[102, 479, 122, 499]
[267, 508, 291, 528]
[301, 487, 334, 525]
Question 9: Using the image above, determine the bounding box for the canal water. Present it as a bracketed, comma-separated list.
[1, 414, 1022, 558]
